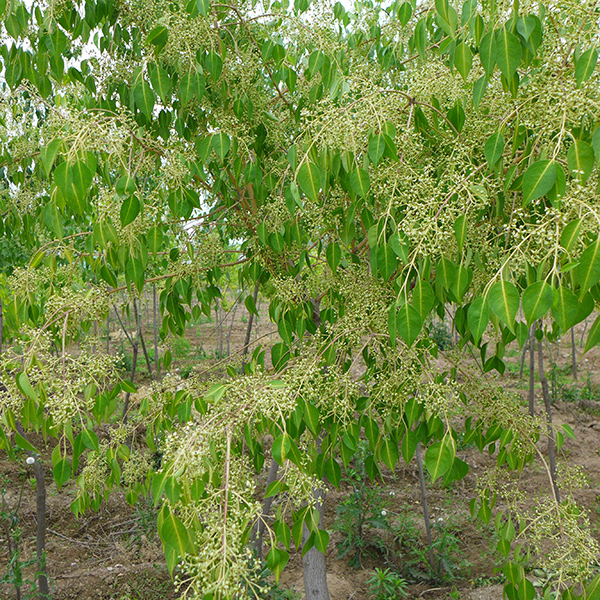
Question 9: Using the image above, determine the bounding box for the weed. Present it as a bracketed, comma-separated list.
[366, 568, 408, 600]
[428, 319, 454, 351]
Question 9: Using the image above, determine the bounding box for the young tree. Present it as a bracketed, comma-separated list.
[1, 0, 600, 597]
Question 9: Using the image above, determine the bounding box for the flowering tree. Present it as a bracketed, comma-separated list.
[1, 0, 600, 597]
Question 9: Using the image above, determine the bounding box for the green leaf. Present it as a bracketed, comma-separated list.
[379, 437, 399, 471]
[567, 140, 595, 182]
[396, 302, 423, 347]
[266, 547, 289, 583]
[297, 162, 322, 202]
[149, 63, 172, 104]
[488, 280, 520, 330]
[401, 430, 417, 464]
[350, 168, 370, 198]
[484, 132, 504, 168]
[147, 25, 169, 49]
[522, 160, 557, 206]
[397, 1, 412, 26]
[271, 433, 292, 465]
[158, 506, 191, 557]
[552, 286, 579, 332]
[560, 219, 581, 252]
[522, 281, 553, 326]
[575, 47, 598, 87]
[53, 458, 72, 488]
[584, 314, 600, 355]
[368, 134, 386, 166]
[467, 296, 490, 343]
[133, 79, 155, 118]
[413, 278, 435, 318]
[425, 436, 455, 481]
[478, 30, 496, 77]
[324, 457, 341, 487]
[116, 174, 136, 197]
[120, 195, 140, 227]
[126, 258, 145, 294]
[516, 16, 537, 40]
[313, 528, 329, 554]
[495, 28, 522, 81]
[576, 238, 600, 296]
[80, 428, 99, 452]
[378, 243, 397, 280]
[43, 202, 64, 238]
[326, 242, 342, 271]
[17, 371, 39, 402]
[212, 132, 231, 160]
[473, 75, 487, 108]
[593, 127, 600, 163]
[245, 294, 259, 317]
[40, 138, 62, 176]
[179, 71, 204, 105]
[147, 226, 164, 254]
[436, 257, 456, 291]
[302, 401, 320, 437]
[454, 42, 472, 80]
[453, 215, 467, 251]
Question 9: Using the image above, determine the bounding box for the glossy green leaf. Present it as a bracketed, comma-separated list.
[593, 127, 600, 163]
[575, 47, 598, 87]
[484, 132, 504, 168]
[149, 63, 172, 104]
[454, 42, 472, 80]
[516, 16, 537, 40]
[126, 258, 145, 293]
[40, 138, 62, 176]
[567, 140, 595, 182]
[120, 195, 140, 227]
[467, 297, 490, 343]
[551, 286, 579, 332]
[134, 79, 155, 118]
[479, 31, 496, 77]
[495, 28, 522, 81]
[453, 215, 467, 251]
[397, 1, 412, 26]
[522, 281, 553, 326]
[326, 242, 342, 271]
[80, 428, 99, 452]
[413, 278, 435, 318]
[396, 302, 423, 347]
[212, 132, 231, 160]
[147, 25, 169, 48]
[436, 257, 456, 291]
[488, 280, 520, 330]
[17, 371, 39, 402]
[522, 160, 556, 206]
[350, 168, 370, 198]
[368, 134, 386, 166]
[43, 202, 64, 238]
[584, 314, 600, 354]
[379, 437, 399, 471]
[576, 238, 600, 296]
[297, 162, 322, 202]
[560, 219, 581, 252]
[378, 243, 397, 280]
[53, 458, 72, 488]
[147, 226, 164, 254]
[266, 547, 289, 582]
[158, 506, 191, 557]
[425, 436, 455, 481]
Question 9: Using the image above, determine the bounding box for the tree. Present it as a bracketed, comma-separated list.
[1, 0, 600, 597]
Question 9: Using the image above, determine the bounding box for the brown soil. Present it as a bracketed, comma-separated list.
[2, 300, 600, 600]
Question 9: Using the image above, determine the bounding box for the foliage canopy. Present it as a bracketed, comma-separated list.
[1, 0, 600, 596]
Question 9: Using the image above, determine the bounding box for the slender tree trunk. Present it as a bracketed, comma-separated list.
[571, 327, 578, 380]
[580, 317, 589, 348]
[15, 423, 49, 598]
[416, 441, 435, 570]
[122, 299, 141, 423]
[537, 324, 560, 503]
[302, 488, 330, 600]
[33, 459, 50, 598]
[226, 292, 243, 358]
[106, 313, 110, 355]
[252, 459, 279, 560]
[528, 326, 535, 417]
[153, 284, 160, 379]
[518, 339, 527, 380]
[135, 298, 153, 378]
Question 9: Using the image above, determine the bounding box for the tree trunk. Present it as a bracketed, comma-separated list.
[536, 323, 560, 503]
[153, 284, 160, 379]
[252, 459, 279, 560]
[302, 488, 330, 600]
[242, 284, 259, 370]
[33, 459, 50, 598]
[416, 441, 435, 570]
[571, 327, 578, 380]
[528, 326, 535, 417]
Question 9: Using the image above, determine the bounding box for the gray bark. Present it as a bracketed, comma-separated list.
[302, 488, 330, 600]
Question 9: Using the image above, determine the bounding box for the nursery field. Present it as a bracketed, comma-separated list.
[2, 302, 600, 600]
